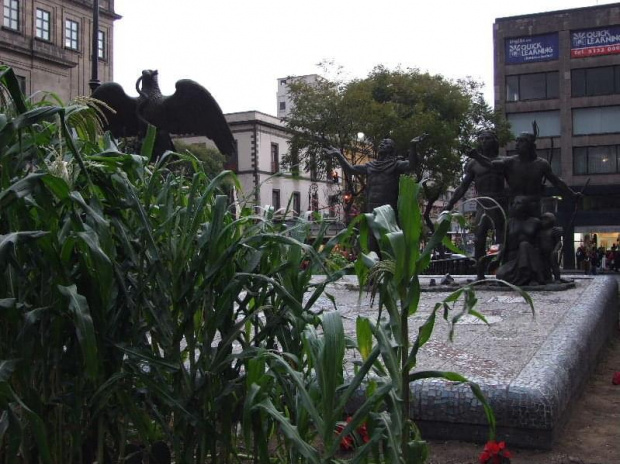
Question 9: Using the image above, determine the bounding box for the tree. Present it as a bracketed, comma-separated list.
[284, 65, 511, 217]
[173, 140, 226, 179]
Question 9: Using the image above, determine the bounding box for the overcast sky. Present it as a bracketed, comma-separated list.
[113, 0, 617, 116]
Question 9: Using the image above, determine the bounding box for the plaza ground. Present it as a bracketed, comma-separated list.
[426, 328, 620, 464]
[425, 274, 620, 464]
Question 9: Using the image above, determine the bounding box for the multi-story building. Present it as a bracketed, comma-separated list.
[276, 74, 322, 119]
[494, 3, 620, 268]
[227, 111, 343, 228]
[0, 0, 119, 101]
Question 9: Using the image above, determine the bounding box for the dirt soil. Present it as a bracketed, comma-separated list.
[426, 327, 620, 464]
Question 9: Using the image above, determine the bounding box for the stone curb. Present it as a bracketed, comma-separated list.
[411, 275, 618, 448]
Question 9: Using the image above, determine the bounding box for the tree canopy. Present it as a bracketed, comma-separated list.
[174, 140, 226, 179]
[283, 65, 511, 194]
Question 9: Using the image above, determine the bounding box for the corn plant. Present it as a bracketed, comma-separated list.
[350, 175, 533, 463]
[0, 64, 361, 463]
[246, 310, 388, 464]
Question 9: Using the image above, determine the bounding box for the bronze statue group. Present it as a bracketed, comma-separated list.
[91, 69, 576, 287]
[327, 129, 579, 287]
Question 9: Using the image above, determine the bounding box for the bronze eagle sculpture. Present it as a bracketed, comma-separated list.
[92, 69, 235, 160]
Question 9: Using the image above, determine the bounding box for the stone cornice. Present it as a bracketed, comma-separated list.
[0, 31, 78, 68]
[64, 0, 122, 21]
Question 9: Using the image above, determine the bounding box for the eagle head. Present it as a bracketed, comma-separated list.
[136, 69, 160, 97]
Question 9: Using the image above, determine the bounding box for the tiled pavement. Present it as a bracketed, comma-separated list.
[310, 274, 619, 448]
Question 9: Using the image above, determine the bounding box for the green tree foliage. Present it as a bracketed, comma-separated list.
[284, 65, 511, 195]
[173, 139, 226, 179]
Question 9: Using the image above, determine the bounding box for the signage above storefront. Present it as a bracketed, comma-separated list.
[571, 26, 620, 58]
[505, 33, 559, 64]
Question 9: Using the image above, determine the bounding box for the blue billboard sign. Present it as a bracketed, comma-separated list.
[571, 26, 620, 58]
[505, 33, 559, 64]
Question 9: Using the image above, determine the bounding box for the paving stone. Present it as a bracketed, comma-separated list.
[312, 274, 618, 449]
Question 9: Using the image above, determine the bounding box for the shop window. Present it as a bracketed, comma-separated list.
[506, 71, 559, 101]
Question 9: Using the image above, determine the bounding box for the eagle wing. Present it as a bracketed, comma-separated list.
[91, 82, 141, 138]
[156, 79, 235, 156]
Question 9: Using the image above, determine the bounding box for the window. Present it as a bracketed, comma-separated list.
[580, 194, 620, 212]
[572, 66, 620, 97]
[65, 19, 79, 50]
[292, 192, 301, 216]
[270, 143, 279, 173]
[506, 111, 561, 137]
[506, 72, 559, 101]
[97, 30, 106, 59]
[35, 8, 50, 41]
[271, 189, 281, 211]
[3, 0, 18, 30]
[573, 106, 620, 135]
[279, 101, 286, 111]
[573, 145, 620, 175]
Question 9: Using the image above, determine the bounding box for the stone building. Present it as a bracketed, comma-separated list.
[0, 0, 119, 101]
[494, 3, 620, 268]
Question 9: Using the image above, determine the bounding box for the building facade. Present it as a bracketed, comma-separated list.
[494, 3, 620, 268]
[184, 111, 345, 232]
[276, 74, 321, 119]
[0, 0, 119, 101]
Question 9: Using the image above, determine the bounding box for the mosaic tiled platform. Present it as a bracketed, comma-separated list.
[312, 275, 619, 449]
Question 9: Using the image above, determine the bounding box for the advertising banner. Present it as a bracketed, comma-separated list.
[571, 26, 620, 58]
[505, 33, 559, 64]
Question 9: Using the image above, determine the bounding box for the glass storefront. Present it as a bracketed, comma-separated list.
[574, 229, 620, 251]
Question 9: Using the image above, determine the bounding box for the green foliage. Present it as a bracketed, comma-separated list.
[284, 64, 511, 193]
[0, 65, 528, 464]
[173, 139, 226, 179]
[347, 175, 528, 463]
[0, 65, 347, 463]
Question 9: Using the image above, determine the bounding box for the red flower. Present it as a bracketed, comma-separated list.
[479, 440, 512, 464]
[334, 417, 370, 451]
[357, 422, 370, 443]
